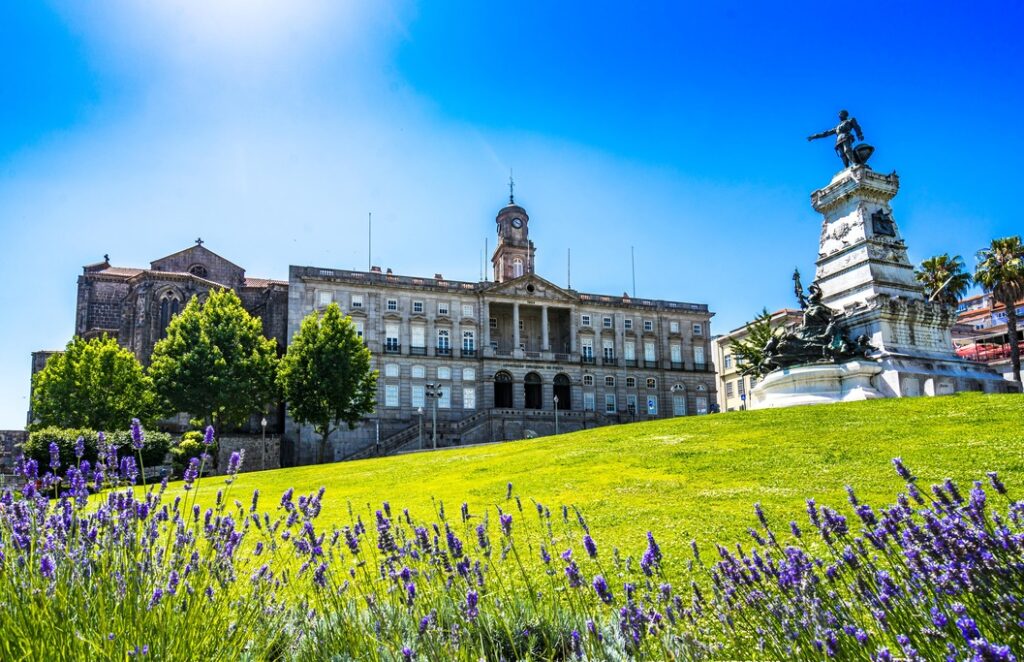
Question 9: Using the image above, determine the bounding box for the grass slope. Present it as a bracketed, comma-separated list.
[196, 393, 1023, 558]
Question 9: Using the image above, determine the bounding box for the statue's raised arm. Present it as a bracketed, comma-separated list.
[807, 127, 836, 142]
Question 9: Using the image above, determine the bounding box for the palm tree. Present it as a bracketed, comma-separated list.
[974, 236, 1024, 384]
[915, 253, 972, 307]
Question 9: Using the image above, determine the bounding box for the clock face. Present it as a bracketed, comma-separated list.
[511, 218, 523, 229]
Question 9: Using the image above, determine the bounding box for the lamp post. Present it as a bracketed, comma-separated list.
[260, 416, 267, 470]
[426, 383, 444, 450]
[417, 407, 424, 450]
[553, 394, 559, 435]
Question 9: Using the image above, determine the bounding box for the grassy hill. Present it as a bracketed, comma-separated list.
[194, 392, 1023, 558]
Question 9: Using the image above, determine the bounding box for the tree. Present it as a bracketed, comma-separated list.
[149, 289, 279, 428]
[974, 236, 1024, 384]
[915, 253, 972, 307]
[30, 335, 157, 431]
[728, 308, 782, 378]
[278, 303, 377, 463]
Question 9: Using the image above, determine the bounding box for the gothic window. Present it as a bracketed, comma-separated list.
[512, 257, 524, 278]
[158, 292, 181, 338]
[188, 264, 208, 278]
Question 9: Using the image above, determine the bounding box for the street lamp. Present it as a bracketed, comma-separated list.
[260, 416, 267, 470]
[417, 407, 424, 450]
[553, 394, 559, 435]
[426, 383, 444, 450]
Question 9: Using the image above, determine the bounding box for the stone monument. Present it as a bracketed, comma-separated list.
[750, 112, 1015, 408]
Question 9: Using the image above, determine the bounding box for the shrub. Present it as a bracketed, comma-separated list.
[23, 426, 171, 469]
[170, 431, 216, 475]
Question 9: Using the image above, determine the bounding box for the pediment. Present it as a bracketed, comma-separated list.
[482, 274, 577, 302]
[150, 245, 245, 287]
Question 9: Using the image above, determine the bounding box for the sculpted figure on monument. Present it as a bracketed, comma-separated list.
[808, 109, 874, 168]
[759, 284, 876, 373]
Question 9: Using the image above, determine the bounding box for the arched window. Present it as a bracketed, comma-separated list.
[158, 292, 181, 338]
[553, 373, 571, 410]
[189, 264, 208, 278]
[524, 372, 543, 409]
[494, 370, 514, 409]
[512, 257, 524, 278]
[582, 375, 594, 386]
[646, 377, 657, 389]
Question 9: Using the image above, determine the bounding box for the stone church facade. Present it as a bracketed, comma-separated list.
[286, 197, 716, 463]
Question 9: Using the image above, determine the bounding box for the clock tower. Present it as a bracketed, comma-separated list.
[491, 181, 536, 282]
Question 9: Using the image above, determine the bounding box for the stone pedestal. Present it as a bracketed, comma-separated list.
[750, 361, 883, 409]
[754, 166, 1016, 407]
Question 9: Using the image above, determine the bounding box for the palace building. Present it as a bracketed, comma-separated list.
[286, 194, 716, 462]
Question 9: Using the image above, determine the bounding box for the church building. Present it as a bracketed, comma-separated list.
[286, 193, 716, 462]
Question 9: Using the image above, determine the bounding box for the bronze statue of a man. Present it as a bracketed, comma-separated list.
[808, 110, 869, 168]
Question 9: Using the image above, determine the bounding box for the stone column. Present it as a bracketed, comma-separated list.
[482, 299, 490, 349]
[569, 307, 578, 353]
[541, 305, 550, 351]
[513, 302, 520, 350]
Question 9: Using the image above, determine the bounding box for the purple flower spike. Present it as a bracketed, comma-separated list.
[74, 435, 85, 459]
[583, 534, 598, 558]
[203, 425, 215, 446]
[465, 589, 479, 620]
[183, 458, 200, 490]
[226, 450, 243, 477]
[892, 457, 914, 482]
[402, 647, 414, 662]
[500, 513, 513, 536]
[592, 575, 613, 604]
[987, 471, 1007, 495]
[49, 441, 60, 471]
[130, 418, 145, 450]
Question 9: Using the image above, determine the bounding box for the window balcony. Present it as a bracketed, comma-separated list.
[670, 361, 684, 370]
[694, 362, 709, 372]
[461, 348, 477, 358]
[409, 346, 427, 356]
[436, 347, 452, 356]
[623, 359, 637, 367]
[581, 355, 596, 365]
[384, 344, 401, 354]
[602, 357, 618, 366]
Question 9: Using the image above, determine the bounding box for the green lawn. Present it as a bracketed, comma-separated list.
[189, 392, 1024, 560]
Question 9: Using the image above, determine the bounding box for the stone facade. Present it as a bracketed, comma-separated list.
[286, 198, 717, 463]
[217, 435, 281, 473]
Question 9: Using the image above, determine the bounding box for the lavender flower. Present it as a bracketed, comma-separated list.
[226, 450, 244, 477]
[74, 435, 86, 460]
[592, 575, 613, 604]
[499, 513, 513, 536]
[130, 418, 145, 450]
[892, 456, 914, 481]
[465, 590, 479, 620]
[49, 441, 60, 471]
[183, 458, 200, 491]
[583, 534, 598, 558]
[203, 425, 215, 446]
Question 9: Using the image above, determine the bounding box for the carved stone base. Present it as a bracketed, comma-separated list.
[749, 360, 884, 410]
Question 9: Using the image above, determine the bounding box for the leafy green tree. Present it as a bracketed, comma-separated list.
[278, 303, 377, 463]
[915, 253, 972, 307]
[150, 289, 279, 428]
[974, 236, 1024, 384]
[728, 308, 782, 378]
[30, 335, 157, 431]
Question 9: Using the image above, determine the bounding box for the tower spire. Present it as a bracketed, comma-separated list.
[508, 169, 515, 205]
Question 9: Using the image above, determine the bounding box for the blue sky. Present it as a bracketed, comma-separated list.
[1, 1, 1021, 428]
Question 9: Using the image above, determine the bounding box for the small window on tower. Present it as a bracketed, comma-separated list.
[512, 257, 524, 278]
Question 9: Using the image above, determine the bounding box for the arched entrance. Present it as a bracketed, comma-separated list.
[524, 372, 543, 410]
[494, 371, 513, 408]
[553, 374, 571, 410]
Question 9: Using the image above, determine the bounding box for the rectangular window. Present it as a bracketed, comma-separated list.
[489, 317, 497, 329]
[605, 393, 616, 413]
[384, 384, 399, 407]
[317, 291, 333, 308]
[670, 344, 682, 362]
[672, 395, 686, 416]
[583, 392, 595, 411]
[385, 322, 400, 352]
[694, 346, 705, 367]
[354, 321, 364, 340]
[462, 304, 474, 318]
[412, 301, 424, 314]
[624, 341, 636, 361]
[463, 368, 476, 381]
[411, 365, 425, 379]
[411, 325, 425, 349]
[749, 376, 757, 388]
[463, 387, 476, 410]
[603, 316, 612, 329]
[647, 395, 658, 416]
[624, 318, 633, 330]
[696, 396, 708, 415]
[692, 323, 703, 335]
[669, 320, 680, 333]
[437, 329, 450, 351]
[384, 363, 400, 378]
[462, 330, 475, 352]
[644, 320, 654, 332]
[438, 387, 451, 409]
[602, 339, 615, 360]
[737, 379, 745, 394]
[438, 302, 449, 316]
[646, 377, 657, 389]
[724, 355, 732, 369]
[626, 394, 638, 413]
[581, 338, 594, 359]
[581, 314, 591, 327]
[726, 382, 734, 396]
[351, 294, 363, 309]
[626, 377, 636, 388]
[437, 366, 451, 380]
[605, 375, 615, 387]
[387, 299, 398, 311]
[411, 384, 425, 408]
[644, 340, 656, 362]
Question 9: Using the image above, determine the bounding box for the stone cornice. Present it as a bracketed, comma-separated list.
[811, 167, 900, 214]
